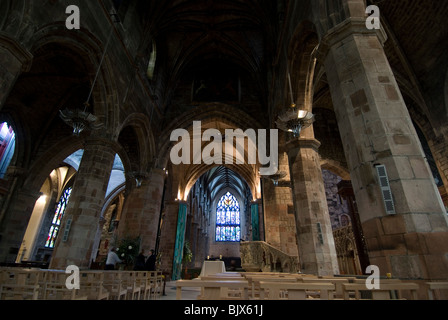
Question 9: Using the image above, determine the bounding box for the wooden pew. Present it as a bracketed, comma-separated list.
[259, 281, 335, 300]
[103, 271, 128, 300]
[243, 274, 301, 299]
[176, 279, 249, 300]
[120, 271, 141, 300]
[342, 282, 420, 300]
[426, 282, 448, 300]
[42, 270, 87, 300]
[79, 271, 109, 300]
[301, 277, 353, 299]
[0, 284, 40, 300]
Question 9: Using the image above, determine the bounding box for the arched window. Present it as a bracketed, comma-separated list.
[45, 187, 72, 248]
[147, 41, 157, 80]
[0, 122, 16, 179]
[215, 192, 240, 242]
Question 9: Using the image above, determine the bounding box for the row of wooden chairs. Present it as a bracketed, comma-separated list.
[0, 267, 163, 300]
[241, 272, 448, 300]
[176, 271, 448, 300]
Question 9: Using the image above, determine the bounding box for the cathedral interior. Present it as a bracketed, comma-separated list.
[0, 0, 448, 294]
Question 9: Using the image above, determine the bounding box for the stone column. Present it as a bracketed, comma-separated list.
[117, 168, 165, 252]
[263, 151, 298, 256]
[0, 34, 32, 109]
[158, 200, 187, 280]
[0, 185, 40, 263]
[321, 16, 448, 279]
[50, 137, 116, 269]
[287, 138, 339, 276]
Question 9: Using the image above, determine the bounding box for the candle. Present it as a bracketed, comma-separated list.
[220, 255, 222, 260]
[207, 255, 210, 260]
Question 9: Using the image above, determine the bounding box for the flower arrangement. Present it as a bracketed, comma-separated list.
[116, 236, 141, 268]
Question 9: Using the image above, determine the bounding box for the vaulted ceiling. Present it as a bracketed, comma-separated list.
[197, 166, 250, 201]
[142, 0, 279, 126]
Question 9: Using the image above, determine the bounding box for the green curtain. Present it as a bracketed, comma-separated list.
[251, 203, 260, 241]
[172, 202, 187, 280]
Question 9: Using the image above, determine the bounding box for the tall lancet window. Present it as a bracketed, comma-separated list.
[215, 192, 241, 242]
[45, 187, 72, 248]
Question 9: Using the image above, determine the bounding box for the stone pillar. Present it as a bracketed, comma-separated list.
[321, 17, 448, 279]
[0, 185, 40, 263]
[158, 200, 187, 280]
[263, 152, 298, 256]
[287, 138, 339, 276]
[50, 137, 116, 269]
[117, 168, 165, 252]
[0, 34, 33, 109]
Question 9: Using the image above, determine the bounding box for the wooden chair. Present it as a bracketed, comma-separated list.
[121, 271, 141, 300]
[426, 282, 448, 300]
[302, 277, 351, 299]
[43, 282, 88, 300]
[134, 271, 153, 300]
[176, 279, 249, 300]
[246, 275, 300, 299]
[342, 282, 420, 300]
[0, 284, 40, 300]
[149, 271, 163, 299]
[103, 271, 128, 300]
[79, 271, 109, 300]
[259, 281, 335, 300]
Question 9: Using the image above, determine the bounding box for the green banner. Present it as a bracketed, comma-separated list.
[251, 203, 260, 241]
[172, 202, 187, 280]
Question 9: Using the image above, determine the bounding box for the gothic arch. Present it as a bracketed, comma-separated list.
[116, 112, 156, 177]
[288, 21, 320, 113]
[158, 103, 264, 167]
[27, 23, 120, 135]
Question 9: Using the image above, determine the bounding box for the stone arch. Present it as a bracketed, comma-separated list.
[179, 163, 258, 205]
[158, 104, 265, 202]
[321, 159, 351, 181]
[159, 103, 264, 159]
[22, 137, 84, 196]
[311, 0, 347, 39]
[288, 21, 320, 113]
[116, 112, 156, 169]
[0, 0, 30, 35]
[27, 23, 120, 135]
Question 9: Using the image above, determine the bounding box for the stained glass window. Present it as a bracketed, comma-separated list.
[215, 192, 240, 242]
[45, 187, 72, 248]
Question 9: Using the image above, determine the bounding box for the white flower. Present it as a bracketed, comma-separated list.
[128, 246, 133, 250]
[121, 253, 125, 257]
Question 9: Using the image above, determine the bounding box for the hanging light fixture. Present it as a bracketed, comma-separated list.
[60, 24, 115, 136]
[275, 62, 315, 138]
[259, 167, 286, 186]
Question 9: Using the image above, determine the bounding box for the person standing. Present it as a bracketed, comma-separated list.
[134, 249, 146, 271]
[105, 247, 122, 270]
[145, 249, 156, 271]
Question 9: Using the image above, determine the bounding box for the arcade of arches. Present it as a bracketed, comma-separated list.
[0, 0, 447, 283]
